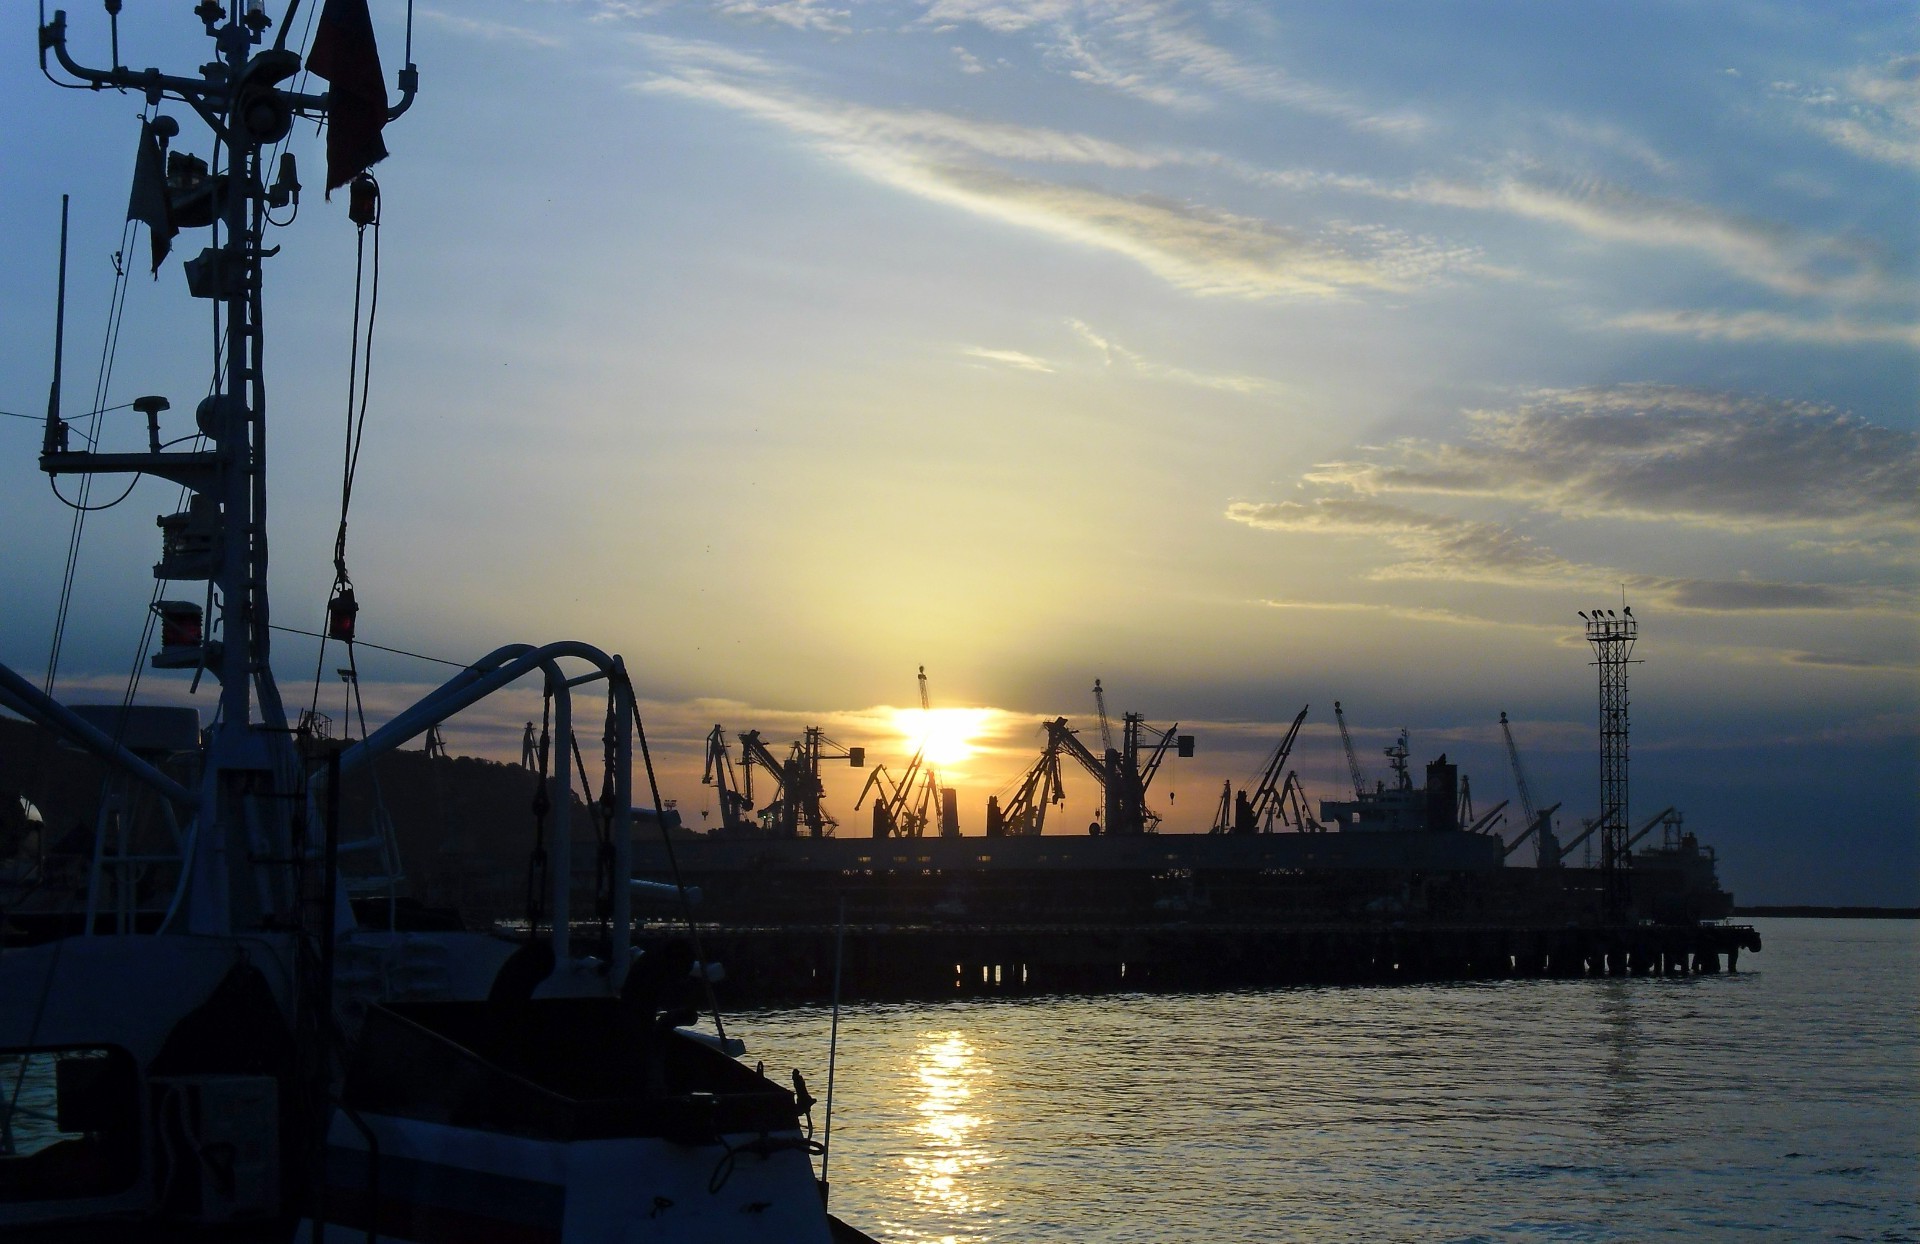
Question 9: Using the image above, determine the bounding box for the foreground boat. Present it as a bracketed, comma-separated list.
[2, 5, 873, 1239]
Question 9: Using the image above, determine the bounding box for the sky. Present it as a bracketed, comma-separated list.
[1, 1, 1915, 904]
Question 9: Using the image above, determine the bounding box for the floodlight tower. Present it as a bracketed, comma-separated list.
[1582, 604, 1640, 917]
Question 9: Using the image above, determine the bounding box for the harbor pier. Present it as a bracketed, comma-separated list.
[637, 920, 1764, 1005]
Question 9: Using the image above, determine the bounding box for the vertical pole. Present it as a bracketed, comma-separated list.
[550, 674, 573, 966]
[609, 665, 633, 992]
[821, 896, 846, 1203]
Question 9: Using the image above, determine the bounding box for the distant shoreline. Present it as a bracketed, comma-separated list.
[1735, 905, 1919, 919]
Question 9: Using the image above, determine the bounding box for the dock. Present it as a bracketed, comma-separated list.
[634, 920, 1764, 1004]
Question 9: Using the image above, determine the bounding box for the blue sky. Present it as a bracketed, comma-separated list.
[2, 2, 1914, 902]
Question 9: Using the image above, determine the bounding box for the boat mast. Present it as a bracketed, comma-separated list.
[31, 3, 418, 932]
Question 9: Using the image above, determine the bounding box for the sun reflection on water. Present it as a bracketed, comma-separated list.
[901, 1030, 994, 1226]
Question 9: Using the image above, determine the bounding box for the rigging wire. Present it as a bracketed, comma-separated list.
[308, 179, 382, 721]
[44, 156, 142, 693]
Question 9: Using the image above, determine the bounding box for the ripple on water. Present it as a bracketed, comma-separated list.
[735, 919, 1919, 1242]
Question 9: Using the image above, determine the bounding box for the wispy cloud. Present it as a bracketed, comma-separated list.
[1067, 319, 1290, 396]
[1604, 308, 1920, 348]
[1254, 597, 1568, 634]
[634, 62, 1477, 298]
[1304, 385, 1920, 533]
[1227, 496, 1908, 616]
[712, 0, 852, 34]
[1539, 114, 1676, 177]
[1227, 497, 1589, 587]
[1222, 162, 1886, 302]
[917, 0, 1425, 132]
[419, 9, 564, 48]
[962, 345, 1055, 372]
[1393, 174, 1886, 300]
[1774, 54, 1920, 171]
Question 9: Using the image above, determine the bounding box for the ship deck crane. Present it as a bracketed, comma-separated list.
[1333, 701, 1369, 799]
[1503, 801, 1562, 858]
[1559, 802, 1670, 862]
[1212, 704, 1309, 834]
[1499, 710, 1561, 866]
[1277, 771, 1321, 832]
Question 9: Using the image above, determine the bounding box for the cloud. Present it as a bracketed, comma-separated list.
[1631, 577, 1907, 614]
[635, 66, 1478, 298]
[916, 0, 1426, 132]
[962, 346, 1055, 371]
[1393, 175, 1886, 300]
[712, 0, 851, 34]
[1604, 308, 1920, 348]
[418, 9, 564, 48]
[1220, 161, 1886, 301]
[1305, 385, 1920, 533]
[1066, 319, 1290, 396]
[1774, 54, 1920, 171]
[637, 65, 1168, 167]
[1539, 114, 1676, 177]
[1227, 497, 1589, 586]
[1228, 496, 1907, 616]
[1254, 597, 1568, 634]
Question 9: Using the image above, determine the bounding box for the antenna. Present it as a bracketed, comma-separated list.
[43, 195, 68, 457]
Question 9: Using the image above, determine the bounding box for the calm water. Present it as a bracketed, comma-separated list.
[730, 919, 1917, 1243]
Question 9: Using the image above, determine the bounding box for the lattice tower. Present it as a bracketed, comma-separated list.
[1584, 609, 1640, 911]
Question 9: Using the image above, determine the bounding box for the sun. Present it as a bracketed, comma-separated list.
[891, 707, 992, 768]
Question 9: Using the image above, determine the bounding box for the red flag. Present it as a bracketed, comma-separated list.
[126, 119, 175, 275]
[307, 0, 389, 194]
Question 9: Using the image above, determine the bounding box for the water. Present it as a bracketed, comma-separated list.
[731, 919, 1917, 1242]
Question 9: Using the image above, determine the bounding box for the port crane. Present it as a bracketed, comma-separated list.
[987, 720, 1069, 836]
[735, 725, 864, 837]
[1093, 678, 1114, 755]
[987, 698, 1191, 835]
[701, 724, 756, 834]
[856, 666, 957, 838]
[1210, 704, 1310, 834]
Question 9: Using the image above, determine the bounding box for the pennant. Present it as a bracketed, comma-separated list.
[126, 119, 175, 275]
[307, 0, 389, 194]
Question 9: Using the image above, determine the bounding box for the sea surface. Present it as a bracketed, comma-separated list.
[731, 918, 1917, 1243]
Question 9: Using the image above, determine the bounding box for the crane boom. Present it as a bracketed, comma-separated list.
[1499, 711, 1538, 825]
[701, 724, 754, 833]
[1503, 801, 1562, 858]
[1278, 771, 1320, 832]
[1093, 678, 1113, 756]
[1244, 704, 1310, 830]
[1333, 700, 1368, 799]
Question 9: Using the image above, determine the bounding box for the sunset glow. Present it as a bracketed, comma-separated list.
[893, 708, 996, 769]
